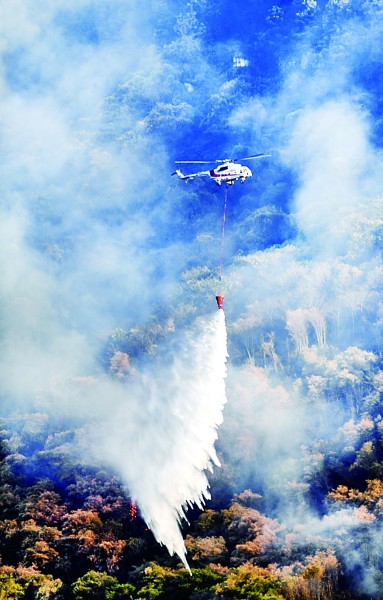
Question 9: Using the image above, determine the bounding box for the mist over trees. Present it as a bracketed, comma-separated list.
[2, 0, 383, 598]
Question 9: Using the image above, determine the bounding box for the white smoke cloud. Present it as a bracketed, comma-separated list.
[284, 100, 382, 255]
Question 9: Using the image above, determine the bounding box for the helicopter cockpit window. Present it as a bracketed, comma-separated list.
[217, 165, 229, 172]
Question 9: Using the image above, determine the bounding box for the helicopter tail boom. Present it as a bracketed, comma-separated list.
[171, 168, 210, 181]
[171, 169, 188, 179]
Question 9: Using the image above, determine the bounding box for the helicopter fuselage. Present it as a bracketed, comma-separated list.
[209, 162, 252, 185]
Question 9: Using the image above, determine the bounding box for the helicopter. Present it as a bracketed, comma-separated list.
[171, 154, 271, 186]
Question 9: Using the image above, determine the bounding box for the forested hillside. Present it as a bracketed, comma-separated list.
[2, 0, 383, 598]
[2, 194, 383, 597]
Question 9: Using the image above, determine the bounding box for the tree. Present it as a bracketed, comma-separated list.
[135, 563, 179, 600]
[0, 566, 64, 600]
[286, 309, 309, 355]
[185, 534, 227, 565]
[306, 307, 327, 348]
[214, 563, 284, 600]
[19, 485, 65, 526]
[62, 509, 127, 574]
[282, 551, 339, 600]
[109, 352, 135, 379]
[136, 563, 224, 600]
[221, 502, 282, 562]
[0, 573, 25, 600]
[72, 570, 134, 600]
[23, 537, 60, 570]
[329, 478, 383, 508]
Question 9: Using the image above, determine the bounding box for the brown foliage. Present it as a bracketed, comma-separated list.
[281, 550, 339, 600]
[329, 478, 383, 509]
[109, 351, 135, 378]
[21, 490, 65, 525]
[233, 489, 263, 508]
[24, 539, 60, 569]
[221, 502, 283, 565]
[185, 534, 227, 564]
[62, 509, 126, 573]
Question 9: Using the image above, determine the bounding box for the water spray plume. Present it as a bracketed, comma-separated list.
[101, 311, 228, 571]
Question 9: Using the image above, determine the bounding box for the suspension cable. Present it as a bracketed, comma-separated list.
[219, 184, 228, 280]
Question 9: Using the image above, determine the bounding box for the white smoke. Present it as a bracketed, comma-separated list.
[97, 310, 228, 569]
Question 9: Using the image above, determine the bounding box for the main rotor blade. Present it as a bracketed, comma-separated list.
[175, 160, 213, 164]
[175, 154, 271, 164]
[235, 153, 272, 161]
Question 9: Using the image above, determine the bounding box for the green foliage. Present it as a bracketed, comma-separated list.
[136, 563, 224, 600]
[0, 573, 25, 600]
[214, 564, 284, 600]
[72, 571, 135, 600]
[193, 509, 223, 536]
[0, 567, 64, 600]
[135, 564, 178, 600]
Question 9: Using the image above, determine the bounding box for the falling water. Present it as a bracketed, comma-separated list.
[99, 310, 228, 569]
